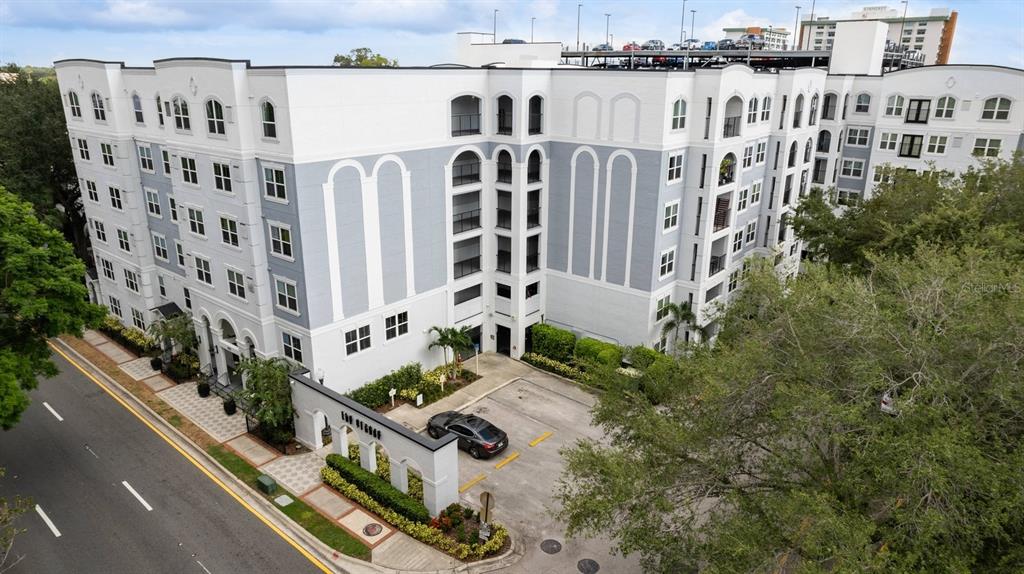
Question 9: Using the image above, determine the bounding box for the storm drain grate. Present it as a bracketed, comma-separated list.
[577, 558, 600, 574]
[540, 539, 562, 554]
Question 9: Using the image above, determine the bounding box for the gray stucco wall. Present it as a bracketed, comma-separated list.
[257, 160, 310, 328]
[137, 141, 184, 277]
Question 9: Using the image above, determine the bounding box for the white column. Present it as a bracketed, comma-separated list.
[389, 458, 408, 493]
[331, 426, 349, 456]
[358, 440, 377, 473]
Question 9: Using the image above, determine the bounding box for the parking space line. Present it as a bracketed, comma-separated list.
[459, 473, 487, 493]
[529, 431, 553, 447]
[35, 505, 61, 538]
[494, 451, 519, 469]
[43, 402, 64, 422]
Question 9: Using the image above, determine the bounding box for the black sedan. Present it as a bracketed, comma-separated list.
[427, 411, 508, 459]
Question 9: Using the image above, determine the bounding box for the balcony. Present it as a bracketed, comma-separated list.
[722, 116, 741, 139]
[528, 112, 543, 135]
[452, 161, 481, 187]
[709, 254, 726, 276]
[527, 168, 541, 184]
[496, 208, 512, 229]
[497, 165, 512, 184]
[451, 113, 481, 137]
[713, 197, 730, 232]
[527, 206, 541, 228]
[453, 255, 481, 279]
[526, 253, 540, 272]
[497, 111, 513, 136]
[719, 155, 736, 186]
[452, 209, 481, 234]
[496, 250, 512, 273]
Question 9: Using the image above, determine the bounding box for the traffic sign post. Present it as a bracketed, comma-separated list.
[479, 491, 495, 540]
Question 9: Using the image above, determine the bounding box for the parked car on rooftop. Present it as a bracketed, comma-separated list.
[593, 43, 614, 51]
[703, 41, 718, 50]
[622, 42, 641, 51]
[717, 39, 736, 50]
[641, 39, 665, 50]
[685, 38, 702, 50]
[502, 38, 526, 44]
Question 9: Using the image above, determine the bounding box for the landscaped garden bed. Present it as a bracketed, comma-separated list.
[99, 315, 158, 357]
[348, 362, 480, 413]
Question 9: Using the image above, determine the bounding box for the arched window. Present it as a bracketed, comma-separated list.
[884, 95, 905, 117]
[672, 98, 687, 130]
[723, 96, 743, 138]
[792, 94, 804, 128]
[68, 91, 81, 118]
[527, 150, 542, 183]
[788, 141, 798, 167]
[496, 95, 513, 135]
[747, 97, 759, 124]
[935, 96, 956, 119]
[529, 95, 544, 135]
[981, 97, 1011, 120]
[842, 93, 850, 119]
[91, 92, 106, 121]
[855, 93, 871, 114]
[206, 99, 225, 135]
[452, 150, 481, 187]
[156, 95, 164, 126]
[817, 130, 832, 153]
[451, 95, 481, 136]
[719, 153, 736, 185]
[761, 96, 772, 121]
[808, 93, 819, 125]
[804, 138, 813, 163]
[131, 93, 144, 123]
[261, 101, 277, 138]
[172, 96, 190, 131]
[822, 93, 837, 120]
[496, 150, 512, 183]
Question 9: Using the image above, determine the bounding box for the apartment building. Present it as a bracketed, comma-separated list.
[55, 21, 1022, 396]
[800, 6, 958, 64]
[721, 26, 791, 50]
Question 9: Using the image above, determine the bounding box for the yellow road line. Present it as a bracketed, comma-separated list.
[529, 431, 553, 447]
[494, 451, 519, 469]
[459, 473, 487, 493]
[47, 342, 333, 573]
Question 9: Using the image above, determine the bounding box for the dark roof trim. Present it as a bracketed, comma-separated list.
[150, 301, 183, 318]
[54, 58, 126, 66]
[288, 369, 457, 452]
[153, 57, 252, 65]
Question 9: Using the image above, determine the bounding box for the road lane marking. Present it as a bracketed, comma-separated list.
[494, 451, 519, 469]
[122, 481, 153, 511]
[529, 431, 553, 446]
[459, 473, 487, 493]
[35, 505, 61, 538]
[84, 444, 99, 458]
[47, 342, 332, 574]
[43, 402, 64, 422]
[196, 560, 213, 574]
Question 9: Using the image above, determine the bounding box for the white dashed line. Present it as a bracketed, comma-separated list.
[43, 402, 64, 422]
[122, 481, 153, 511]
[35, 505, 62, 538]
[196, 560, 213, 574]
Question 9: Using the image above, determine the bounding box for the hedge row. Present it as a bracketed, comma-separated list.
[99, 315, 157, 357]
[347, 363, 422, 409]
[324, 453, 429, 524]
[574, 337, 623, 367]
[521, 353, 588, 382]
[530, 323, 576, 363]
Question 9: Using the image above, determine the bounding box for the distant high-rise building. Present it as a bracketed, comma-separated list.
[800, 6, 957, 64]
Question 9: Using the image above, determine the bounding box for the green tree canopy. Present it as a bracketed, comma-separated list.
[332, 48, 398, 67]
[0, 187, 105, 429]
[234, 356, 295, 429]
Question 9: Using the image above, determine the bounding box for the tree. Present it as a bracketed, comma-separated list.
[234, 356, 295, 430]
[659, 301, 698, 353]
[332, 48, 398, 68]
[1, 467, 29, 572]
[147, 312, 197, 361]
[0, 187, 105, 430]
[0, 66, 88, 262]
[428, 326, 473, 380]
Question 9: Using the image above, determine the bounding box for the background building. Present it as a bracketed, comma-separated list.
[800, 5, 958, 64]
[721, 26, 791, 50]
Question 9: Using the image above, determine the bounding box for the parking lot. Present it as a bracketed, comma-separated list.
[434, 370, 641, 574]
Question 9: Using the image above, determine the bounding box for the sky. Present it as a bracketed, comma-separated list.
[1, 0, 1022, 68]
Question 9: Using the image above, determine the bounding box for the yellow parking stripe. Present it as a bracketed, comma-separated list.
[529, 431, 553, 447]
[494, 451, 519, 469]
[459, 473, 487, 493]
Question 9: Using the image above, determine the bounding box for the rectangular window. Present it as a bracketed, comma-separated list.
[220, 217, 239, 247]
[116, 228, 131, 252]
[123, 269, 139, 293]
[180, 157, 198, 184]
[751, 181, 762, 204]
[77, 138, 90, 161]
[187, 207, 205, 236]
[282, 332, 302, 362]
[168, 197, 178, 222]
[145, 189, 161, 217]
[841, 159, 865, 178]
[898, 135, 923, 158]
[158, 275, 166, 297]
[659, 249, 675, 278]
[183, 287, 192, 309]
[746, 220, 757, 243]
[108, 296, 122, 318]
[227, 269, 246, 299]
[926, 135, 947, 154]
[728, 270, 740, 292]
[213, 163, 232, 192]
[667, 154, 683, 182]
[100, 258, 115, 280]
[737, 188, 749, 211]
[496, 283, 511, 298]
[101, 143, 115, 166]
[972, 138, 1001, 157]
[879, 132, 898, 150]
[175, 241, 186, 266]
[525, 281, 539, 298]
[385, 311, 409, 340]
[263, 167, 287, 200]
[194, 256, 212, 284]
[655, 295, 671, 321]
[269, 223, 293, 259]
[92, 219, 107, 242]
[108, 187, 123, 210]
[846, 128, 869, 146]
[344, 325, 371, 355]
[161, 150, 171, 175]
[755, 142, 766, 164]
[663, 201, 679, 231]
[742, 145, 753, 168]
[85, 180, 99, 202]
[138, 145, 154, 171]
[733, 230, 743, 252]
[275, 278, 299, 312]
[152, 233, 168, 260]
[454, 284, 482, 305]
[905, 99, 930, 124]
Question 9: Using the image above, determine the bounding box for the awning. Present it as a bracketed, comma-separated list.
[150, 301, 183, 319]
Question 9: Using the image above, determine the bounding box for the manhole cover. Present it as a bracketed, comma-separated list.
[540, 539, 562, 554]
[577, 558, 600, 574]
[362, 523, 383, 536]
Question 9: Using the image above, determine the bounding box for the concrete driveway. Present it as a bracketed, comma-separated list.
[441, 369, 642, 574]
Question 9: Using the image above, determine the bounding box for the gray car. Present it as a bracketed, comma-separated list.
[641, 39, 665, 50]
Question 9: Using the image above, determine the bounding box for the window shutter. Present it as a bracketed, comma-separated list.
[951, 137, 962, 148]
[225, 105, 234, 124]
[961, 100, 972, 111]
[164, 101, 172, 117]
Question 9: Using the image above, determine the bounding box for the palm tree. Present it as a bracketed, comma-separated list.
[660, 302, 698, 355]
[428, 326, 474, 381]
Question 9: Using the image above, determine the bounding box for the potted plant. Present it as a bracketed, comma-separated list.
[150, 356, 163, 371]
[223, 397, 237, 415]
[197, 381, 211, 397]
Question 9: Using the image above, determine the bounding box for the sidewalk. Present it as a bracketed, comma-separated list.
[387, 353, 534, 432]
[62, 330, 517, 574]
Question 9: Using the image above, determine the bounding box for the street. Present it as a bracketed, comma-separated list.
[0, 351, 323, 574]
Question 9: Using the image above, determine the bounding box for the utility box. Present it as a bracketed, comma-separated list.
[257, 474, 277, 495]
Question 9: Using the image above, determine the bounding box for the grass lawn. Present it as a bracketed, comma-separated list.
[207, 445, 370, 561]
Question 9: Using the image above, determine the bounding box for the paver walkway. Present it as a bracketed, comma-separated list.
[158, 382, 247, 442]
[119, 356, 160, 381]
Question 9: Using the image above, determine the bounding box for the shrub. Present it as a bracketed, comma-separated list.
[348, 363, 423, 409]
[347, 444, 424, 501]
[627, 346, 660, 370]
[574, 337, 622, 367]
[99, 314, 158, 356]
[325, 453, 429, 523]
[521, 352, 588, 383]
[530, 323, 576, 362]
[165, 352, 199, 382]
[321, 467, 508, 560]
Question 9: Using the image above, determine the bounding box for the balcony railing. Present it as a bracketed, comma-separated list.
[719, 162, 736, 186]
[722, 116, 741, 138]
[496, 251, 511, 273]
[452, 163, 481, 187]
[709, 254, 726, 276]
[497, 165, 512, 184]
[527, 168, 541, 183]
[527, 206, 541, 228]
[526, 253, 540, 272]
[453, 256, 481, 279]
[528, 113, 543, 135]
[497, 111, 513, 135]
[496, 208, 512, 229]
[713, 198, 730, 232]
[452, 209, 481, 234]
[452, 113, 481, 136]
